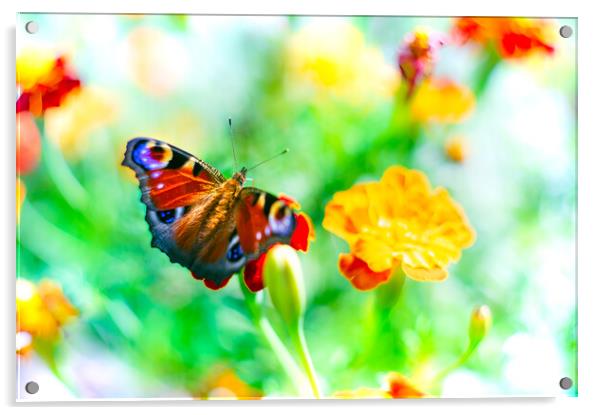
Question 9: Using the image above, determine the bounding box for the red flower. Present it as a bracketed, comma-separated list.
[397, 31, 445, 97]
[16, 111, 41, 174]
[453, 17, 555, 59]
[16, 56, 81, 117]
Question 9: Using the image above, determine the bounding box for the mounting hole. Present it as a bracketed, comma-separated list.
[559, 377, 573, 390]
[559, 25, 573, 38]
[25, 21, 38, 34]
[25, 381, 39, 394]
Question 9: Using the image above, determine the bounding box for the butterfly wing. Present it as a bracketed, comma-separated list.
[122, 137, 225, 211]
[122, 137, 230, 278]
[234, 187, 299, 257]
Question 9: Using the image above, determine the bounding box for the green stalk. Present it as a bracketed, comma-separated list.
[238, 274, 307, 396]
[290, 320, 321, 398]
[35, 118, 88, 211]
[430, 341, 480, 393]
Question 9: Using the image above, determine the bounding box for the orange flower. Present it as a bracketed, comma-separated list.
[410, 79, 475, 123]
[398, 31, 445, 96]
[16, 48, 81, 116]
[445, 135, 469, 163]
[323, 166, 475, 290]
[196, 366, 262, 400]
[453, 17, 555, 59]
[16, 279, 78, 344]
[334, 372, 426, 399]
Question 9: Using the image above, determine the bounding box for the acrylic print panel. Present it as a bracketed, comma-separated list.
[16, 13, 577, 400]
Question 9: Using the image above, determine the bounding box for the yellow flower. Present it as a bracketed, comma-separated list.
[410, 79, 475, 123]
[287, 21, 399, 101]
[334, 372, 427, 399]
[196, 366, 262, 400]
[44, 87, 117, 159]
[323, 166, 475, 290]
[16, 279, 78, 342]
[445, 135, 469, 163]
[17, 179, 26, 223]
[16, 47, 58, 91]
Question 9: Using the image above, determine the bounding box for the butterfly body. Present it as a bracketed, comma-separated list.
[122, 138, 303, 288]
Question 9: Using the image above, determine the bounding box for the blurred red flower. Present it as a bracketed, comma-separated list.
[398, 31, 445, 96]
[453, 17, 555, 59]
[17, 53, 81, 117]
[16, 111, 41, 174]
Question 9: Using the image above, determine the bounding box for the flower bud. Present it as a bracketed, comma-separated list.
[468, 305, 492, 347]
[263, 245, 306, 329]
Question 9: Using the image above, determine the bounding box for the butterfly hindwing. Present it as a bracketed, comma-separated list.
[235, 187, 298, 256]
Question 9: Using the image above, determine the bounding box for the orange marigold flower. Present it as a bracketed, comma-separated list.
[453, 17, 555, 59]
[398, 30, 445, 97]
[334, 372, 427, 399]
[16, 279, 78, 346]
[323, 166, 475, 290]
[16, 48, 81, 116]
[196, 366, 262, 400]
[410, 78, 475, 124]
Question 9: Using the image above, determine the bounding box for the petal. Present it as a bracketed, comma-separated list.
[401, 263, 447, 282]
[351, 237, 393, 273]
[387, 373, 426, 398]
[338, 253, 392, 290]
[191, 272, 233, 290]
[290, 212, 315, 252]
[243, 254, 267, 292]
[203, 276, 233, 290]
[323, 184, 371, 241]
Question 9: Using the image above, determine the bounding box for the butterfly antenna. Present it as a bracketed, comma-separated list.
[247, 148, 289, 172]
[229, 118, 238, 171]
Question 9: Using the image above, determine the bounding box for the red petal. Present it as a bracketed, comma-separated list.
[338, 253, 392, 290]
[191, 272, 232, 290]
[290, 212, 314, 252]
[203, 276, 232, 290]
[243, 254, 267, 292]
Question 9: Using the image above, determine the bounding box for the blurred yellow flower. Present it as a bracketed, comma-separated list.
[17, 179, 26, 223]
[44, 87, 117, 159]
[287, 21, 399, 101]
[196, 366, 262, 400]
[410, 79, 475, 123]
[323, 166, 475, 290]
[16, 47, 58, 91]
[16, 279, 78, 343]
[445, 135, 469, 163]
[334, 372, 426, 399]
[16, 49, 81, 117]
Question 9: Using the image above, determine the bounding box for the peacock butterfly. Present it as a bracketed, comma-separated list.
[122, 137, 312, 290]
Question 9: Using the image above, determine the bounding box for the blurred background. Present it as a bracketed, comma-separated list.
[16, 14, 576, 399]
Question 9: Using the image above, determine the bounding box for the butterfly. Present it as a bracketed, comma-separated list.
[122, 138, 312, 291]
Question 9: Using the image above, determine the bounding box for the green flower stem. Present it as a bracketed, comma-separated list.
[431, 340, 481, 390]
[289, 320, 321, 399]
[35, 118, 89, 211]
[238, 275, 307, 396]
